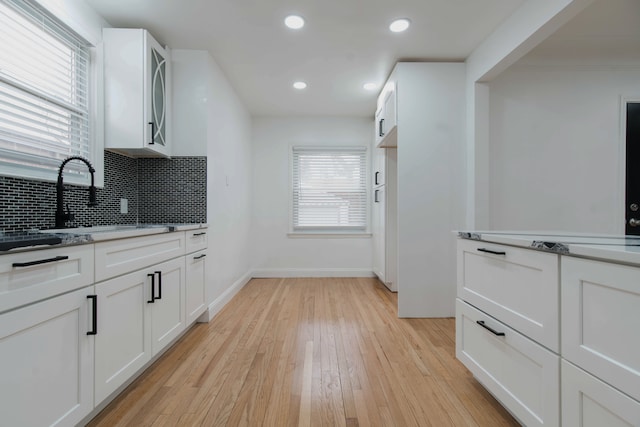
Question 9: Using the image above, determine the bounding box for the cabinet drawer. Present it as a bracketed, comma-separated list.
[561, 257, 640, 402]
[0, 245, 94, 313]
[562, 360, 640, 427]
[456, 299, 559, 427]
[95, 232, 185, 282]
[185, 228, 208, 254]
[457, 239, 559, 351]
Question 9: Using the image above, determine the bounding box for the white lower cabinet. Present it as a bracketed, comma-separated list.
[456, 298, 560, 427]
[185, 250, 207, 324]
[0, 287, 95, 427]
[94, 256, 185, 404]
[561, 256, 640, 403]
[562, 360, 640, 427]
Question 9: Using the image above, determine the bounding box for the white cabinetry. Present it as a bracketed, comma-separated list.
[0, 285, 95, 427]
[457, 237, 640, 426]
[94, 235, 186, 404]
[456, 239, 560, 427]
[0, 245, 93, 314]
[185, 250, 207, 324]
[371, 147, 397, 291]
[374, 82, 397, 148]
[104, 28, 171, 157]
[457, 239, 559, 351]
[562, 360, 640, 427]
[392, 63, 465, 317]
[561, 256, 640, 424]
[456, 300, 560, 427]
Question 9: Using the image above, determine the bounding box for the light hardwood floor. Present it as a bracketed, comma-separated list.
[87, 278, 519, 427]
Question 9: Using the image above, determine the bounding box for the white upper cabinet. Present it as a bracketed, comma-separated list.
[104, 28, 171, 157]
[374, 81, 397, 148]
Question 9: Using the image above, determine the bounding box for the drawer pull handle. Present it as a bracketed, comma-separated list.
[155, 271, 162, 300]
[477, 248, 506, 256]
[476, 320, 505, 336]
[192, 232, 206, 237]
[147, 273, 156, 303]
[87, 295, 97, 335]
[194, 254, 206, 260]
[12, 255, 69, 268]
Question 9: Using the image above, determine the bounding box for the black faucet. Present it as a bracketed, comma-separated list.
[55, 156, 98, 228]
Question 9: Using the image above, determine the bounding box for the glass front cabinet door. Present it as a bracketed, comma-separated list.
[104, 28, 171, 157]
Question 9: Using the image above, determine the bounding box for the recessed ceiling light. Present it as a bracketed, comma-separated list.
[293, 81, 307, 90]
[389, 18, 410, 33]
[285, 15, 305, 30]
[363, 83, 378, 91]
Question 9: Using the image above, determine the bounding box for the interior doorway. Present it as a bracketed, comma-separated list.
[625, 101, 640, 235]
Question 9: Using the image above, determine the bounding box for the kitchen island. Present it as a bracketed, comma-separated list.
[456, 231, 640, 427]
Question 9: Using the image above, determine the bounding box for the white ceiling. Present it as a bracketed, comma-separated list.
[85, 0, 526, 117]
[523, 0, 640, 64]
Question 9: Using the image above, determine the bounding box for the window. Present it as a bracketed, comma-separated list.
[0, 0, 92, 183]
[292, 146, 368, 232]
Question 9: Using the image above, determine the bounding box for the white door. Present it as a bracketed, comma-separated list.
[94, 269, 152, 404]
[0, 287, 94, 427]
[372, 185, 386, 282]
[562, 360, 640, 427]
[150, 257, 186, 355]
[185, 251, 207, 325]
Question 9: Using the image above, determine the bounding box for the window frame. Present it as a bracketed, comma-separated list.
[0, 0, 104, 187]
[289, 145, 370, 237]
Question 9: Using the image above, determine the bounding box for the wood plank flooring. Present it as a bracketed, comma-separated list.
[87, 278, 519, 427]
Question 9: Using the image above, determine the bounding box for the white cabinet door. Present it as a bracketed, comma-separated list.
[150, 257, 186, 355]
[561, 256, 640, 402]
[562, 360, 640, 427]
[372, 185, 386, 283]
[185, 250, 207, 325]
[94, 268, 152, 404]
[372, 146, 385, 187]
[0, 287, 94, 427]
[103, 28, 171, 157]
[374, 106, 384, 147]
[456, 299, 560, 427]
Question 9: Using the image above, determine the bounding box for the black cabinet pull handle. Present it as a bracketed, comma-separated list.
[477, 248, 506, 256]
[374, 190, 379, 203]
[192, 232, 206, 237]
[12, 255, 69, 268]
[87, 295, 97, 335]
[379, 118, 385, 137]
[148, 122, 155, 145]
[375, 171, 380, 186]
[147, 273, 155, 303]
[194, 254, 207, 260]
[476, 320, 505, 336]
[155, 271, 162, 300]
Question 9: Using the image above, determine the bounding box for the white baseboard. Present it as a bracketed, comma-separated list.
[251, 268, 375, 278]
[199, 270, 252, 322]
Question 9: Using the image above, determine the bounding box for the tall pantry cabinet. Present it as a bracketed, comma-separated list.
[374, 62, 465, 317]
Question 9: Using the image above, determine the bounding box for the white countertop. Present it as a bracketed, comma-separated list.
[457, 230, 640, 266]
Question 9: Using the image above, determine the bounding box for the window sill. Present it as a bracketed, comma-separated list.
[287, 232, 372, 239]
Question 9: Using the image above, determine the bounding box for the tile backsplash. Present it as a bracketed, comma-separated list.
[0, 151, 206, 232]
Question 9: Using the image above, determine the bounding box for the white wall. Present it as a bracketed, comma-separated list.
[488, 62, 640, 233]
[465, 0, 594, 228]
[251, 117, 373, 277]
[172, 50, 253, 319]
[205, 53, 253, 313]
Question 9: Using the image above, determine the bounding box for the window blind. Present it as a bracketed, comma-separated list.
[292, 147, 367, 231]
[0, 0, 91, 180]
